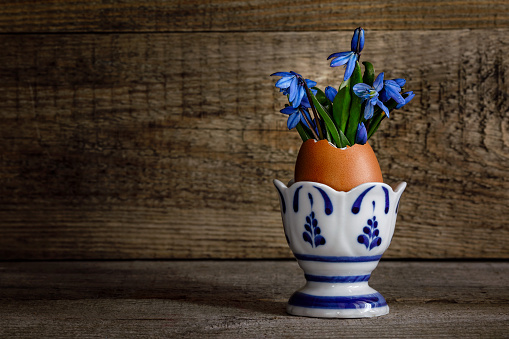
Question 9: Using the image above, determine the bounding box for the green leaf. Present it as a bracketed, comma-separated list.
[296, 122, 313, 142]
[338, 128, 352, 147]
[332, 78, 351, 134]
[313, 87, 332, 117]
[323, 122, 333, 143]
[345, 61, 363, 144]
[309, 91, 343, 147]
[362, 61, 375, 86]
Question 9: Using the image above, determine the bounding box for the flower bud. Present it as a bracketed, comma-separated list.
[355, 122, 368, 145]
[351, 27, 365, 54]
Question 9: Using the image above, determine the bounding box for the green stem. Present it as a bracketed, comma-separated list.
[302, 79, 324, 140]
[367, 111, 385, 140]
[299, 108, 319, 140]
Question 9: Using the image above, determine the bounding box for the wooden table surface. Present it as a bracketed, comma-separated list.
[1, 260, 508, 338]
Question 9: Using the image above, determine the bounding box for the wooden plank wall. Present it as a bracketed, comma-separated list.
[0, 1, 508, 259]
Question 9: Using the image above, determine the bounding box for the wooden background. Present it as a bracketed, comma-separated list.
[0, 0, 508, 259]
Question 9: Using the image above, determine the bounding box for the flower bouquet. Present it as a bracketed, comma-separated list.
[271, 28, 411, 318]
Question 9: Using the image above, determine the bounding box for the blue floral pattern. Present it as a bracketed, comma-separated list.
[358, 216, 382, 250]
[303, 193, 326, 248]
[303, 211, 326, 248]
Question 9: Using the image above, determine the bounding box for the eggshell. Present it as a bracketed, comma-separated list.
[294, 139, 383, 192]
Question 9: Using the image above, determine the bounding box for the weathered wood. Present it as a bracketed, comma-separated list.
[0, 30, 508, 259]
[1, 0, 509, 33]
[0, 260, 508, 337]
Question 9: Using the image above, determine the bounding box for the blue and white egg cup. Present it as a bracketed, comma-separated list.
[274, 179, 406, 318]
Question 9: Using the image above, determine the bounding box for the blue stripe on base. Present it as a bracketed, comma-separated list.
[288, 292, 387, 310]
[294, 253, 382, 262]
[305, 274, 371, 283]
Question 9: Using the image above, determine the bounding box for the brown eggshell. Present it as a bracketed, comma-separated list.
[294, 139, 383, 192]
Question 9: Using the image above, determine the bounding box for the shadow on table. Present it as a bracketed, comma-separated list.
[0, 261, 296, 317]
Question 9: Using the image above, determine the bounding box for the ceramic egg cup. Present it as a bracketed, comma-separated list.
[274, 179, 406, 318]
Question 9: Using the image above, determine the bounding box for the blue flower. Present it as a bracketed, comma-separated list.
[325, 86, 337, 102]
[280, 106, 314, 130]
[353, 72, 390, 119]
[328, 27, 365, 81]
[396, 91, 415, 109]
[356, 122, 367, 144]
[379, 78, 405, 104]
[271, 71, 317, 108]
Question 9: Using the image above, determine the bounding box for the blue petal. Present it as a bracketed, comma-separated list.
[385, 80, 401, 89]
[392, 91, 406, 105]
[369, 94, 379, 105]
[373, 73, 384, 92]
[287, 112, 300, 129]
[364, 101, 374, 119]
[343, 54, 358, 80]
[393, 78, 406, 87]
[305, 79, 317, 88]
[325, 86, 338, 102]
[327, 51, 351, 60]
[292, 86, 305, 108]
[351, 28, 359, 51]
[330, 52, 354, 67]
[288, 77, 299, 103]
[356, 122, 367, 144]
[275, 76, 293, 89]
[396, 91, 415, 109]
[280, 106, 298, 115]
[358, 28, 365, 52]
[270, 71, 293, 77]
[376, 100, 390, 118]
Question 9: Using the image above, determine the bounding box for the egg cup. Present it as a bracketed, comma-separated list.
[274, 179, 406, 318]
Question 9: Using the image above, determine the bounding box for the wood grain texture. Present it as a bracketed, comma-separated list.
[0, 29, 508, 259]
[0, 260, 508, 337]
[1, 0, 509, 33]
